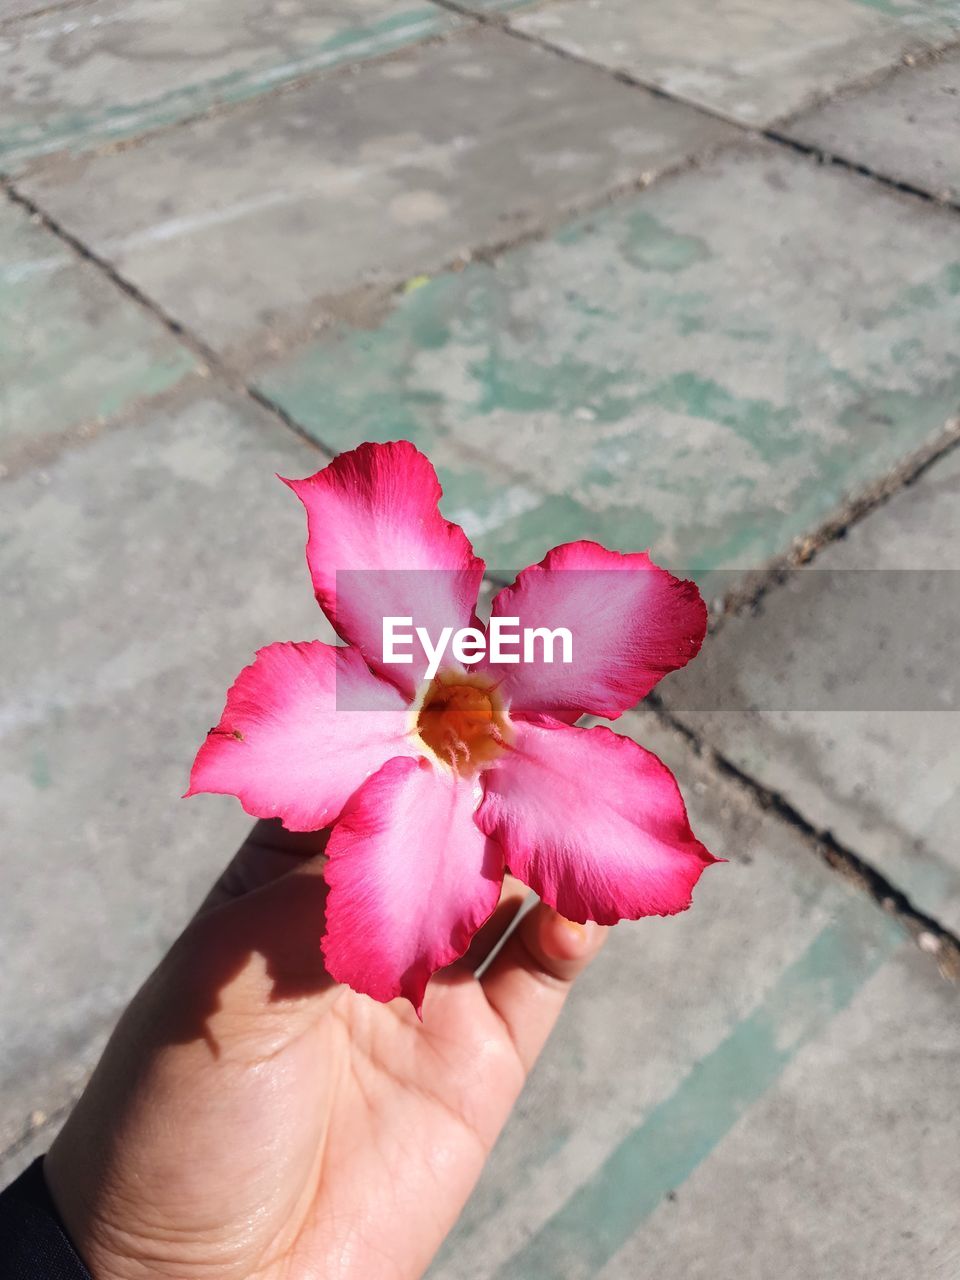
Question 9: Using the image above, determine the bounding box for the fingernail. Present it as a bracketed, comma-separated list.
[560, 919, 587, 943]
[542, 914, 592, 961]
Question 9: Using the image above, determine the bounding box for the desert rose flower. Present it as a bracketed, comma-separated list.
[188, 441, 718, 1011]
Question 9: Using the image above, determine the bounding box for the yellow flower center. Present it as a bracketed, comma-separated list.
[412, 672, 512, 776]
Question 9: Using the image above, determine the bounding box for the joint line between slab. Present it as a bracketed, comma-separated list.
[1, 177, 333, 463]
[489, 904, 904, 1279]
[709, 417, 960, 629]
[2, 14, 474, 173]
[647, 691, 960, 981]
[0, 0, 92, 29]
[2, 127, 738, 470]
[766, 126, 960, 218]
[475, 3, 960, 218]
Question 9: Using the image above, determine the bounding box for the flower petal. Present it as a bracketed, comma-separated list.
[481, 540, 707, 722]
[284, 441, 485, 694]
[187, 642, 418, 831]
[322, 756, 504, 1012]
[476, 717, 717, 924]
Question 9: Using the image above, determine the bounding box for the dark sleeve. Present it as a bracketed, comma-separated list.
[0, 1157, 92, 1280]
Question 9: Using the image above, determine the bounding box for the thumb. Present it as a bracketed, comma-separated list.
[163, 850, 342, 1053]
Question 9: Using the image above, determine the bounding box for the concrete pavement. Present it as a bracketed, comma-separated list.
[1, 2, 958, 1274]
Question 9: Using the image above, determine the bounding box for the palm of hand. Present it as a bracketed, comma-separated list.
[46, 823, 599, 1280]
[251, 983, 525, 1280]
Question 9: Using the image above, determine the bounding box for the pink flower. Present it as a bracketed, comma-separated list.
[188, 441, 718, 1012]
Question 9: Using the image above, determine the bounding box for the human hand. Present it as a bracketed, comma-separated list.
[44, 819, 606, 1280]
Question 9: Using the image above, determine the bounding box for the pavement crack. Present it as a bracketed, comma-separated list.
[2, 178, 219, 368]
[765, 127, 960, 218]
[707, 416, 960, 632]
[2, 124, 738, 471]
[475, 7, 960, 220]
[245, 384, 337, 456]
[0, 0, 93, 29]
[649, 691, 960, 983]
[1, 176, 330, 461]
[9, 24, 473, 177]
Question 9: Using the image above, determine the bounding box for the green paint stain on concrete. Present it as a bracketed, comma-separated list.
[837, 378, 960, 441]
[851, 0, 921, 14]
[851, 0, 960, 17]
[678, 314, 706, 335]
[470, 352, 643, 424]
[0, 202, 197, 459]
[261, 150, 960, 576]
[652, 371, 800, 463]
[30, 748, 51, 790]
[458, 0, 540, 10]
[492, 908, 905, 1279]
[892, 261, 960, 313]
[0, 7, 461, 168]
[623, 211, 710, 273]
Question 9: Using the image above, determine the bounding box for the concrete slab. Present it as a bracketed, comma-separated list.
[0, 0, 463, 171]
[0, 390, 335, 1153]
[0, 1120, 61, 1190]
[0, 1046, 99, 1187]
[17, 27, 737, 356]
[428, 706, 909, 1279]
[453, 0, 536, 10]
[510, 0, 960, 127]
[660, 443, 960, 930]
[790, 46, 960, 203]
[0, 195, 197, 468]
[592, 947, 960, 1280]
[259, 144, 960, 574]
[0, 0, 48, 17]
